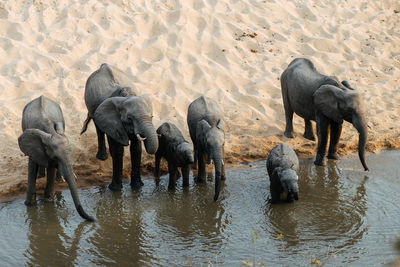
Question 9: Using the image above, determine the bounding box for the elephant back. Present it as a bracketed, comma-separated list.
[84, 64, 136, 116]
[266, 143, 299, 176]
[22, 95, 65, 134]
[157, 122, 186, 144]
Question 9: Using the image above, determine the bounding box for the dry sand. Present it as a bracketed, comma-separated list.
[0, 0, 399, 199]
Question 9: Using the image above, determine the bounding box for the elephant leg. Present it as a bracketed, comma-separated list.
[168, 163, 177, 190]
[182, 164, 190, 187]
[95, 124, 108, 160]
[282, 90, 294, 138]
[304, 119, 315, 141]
[154, 153, 161, 184]
[25, 158, 39, 206]
[327, 122, 343, 160]
[196, 149, 206, 183]
[192, 143, 198, 170]
[314, 113, 330, 166]
[107, 136, 124, 191]
[270, 188, 279, 204]
[130, 138, 144, 188]
[44, 166, 56, 201]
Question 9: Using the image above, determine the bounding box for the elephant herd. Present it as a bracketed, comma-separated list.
[17, 58, 369, 222]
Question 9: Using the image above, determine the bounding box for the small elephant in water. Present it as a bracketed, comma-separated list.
[18, 96, 94, 222]
[281, 58, 368, 170]
[266, 143, 299, 203]
[154, 122, 194, 189]
[187, 96, 226, 201]
[81, 63, 159, 190]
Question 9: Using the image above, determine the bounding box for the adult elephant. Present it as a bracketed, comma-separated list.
[281, 58, 368, 171]
[18, 96, 94, 222]
[187, 96, 226, 201]
[82, 64, 158, 190]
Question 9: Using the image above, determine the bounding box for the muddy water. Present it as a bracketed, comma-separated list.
[1, 151, 400, 266]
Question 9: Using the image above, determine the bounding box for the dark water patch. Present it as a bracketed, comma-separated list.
[1, 151, 400, 266]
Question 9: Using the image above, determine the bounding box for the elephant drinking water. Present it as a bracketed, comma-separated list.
[280, 58, 368, 171]
[18, 96, 94, 222]
[81, 64, 158, 190]
[187, 96, 226, 201]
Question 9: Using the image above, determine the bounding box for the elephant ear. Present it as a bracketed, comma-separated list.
[18, 129, 51, 167]
[94, 97, 129, 146]
[196, 119, 211, 144]
[313, 85, 345, 123]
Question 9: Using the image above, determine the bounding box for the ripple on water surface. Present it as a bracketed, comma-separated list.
[0, 151, 400, 265]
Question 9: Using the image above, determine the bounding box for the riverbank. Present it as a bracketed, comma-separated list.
[0, 0, 399, 200]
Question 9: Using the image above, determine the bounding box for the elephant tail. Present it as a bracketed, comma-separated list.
[80, 113, 92, 135]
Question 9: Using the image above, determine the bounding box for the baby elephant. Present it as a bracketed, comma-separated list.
[154, 122, 194, 189]
[266, 143, 299, 203]
[18, 96, 94, 221]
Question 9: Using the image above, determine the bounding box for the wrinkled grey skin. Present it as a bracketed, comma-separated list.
[154, 122, 194, 189]
[187, 96, 226, 201]
[281, 58, 368, 171]
[266, 143, 299, 203]
[82, 64, 158, 190]
[18, 96, 94, 222]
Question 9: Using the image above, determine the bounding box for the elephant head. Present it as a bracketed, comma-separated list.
[197, 119, 225, 201]
[18, 129, 94, 222]
[313, 84, 369, 171]
[273, 167, 299, 201]
[93, 95, 158, 154]
[175, 142, 194, 166]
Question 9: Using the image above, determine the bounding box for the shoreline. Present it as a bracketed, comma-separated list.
[1, 139, 398, 204]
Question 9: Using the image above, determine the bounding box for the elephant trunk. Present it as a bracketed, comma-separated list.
[352, 113, 369, 171]
[212, 149, 223, 201]
[60, 161, 95, 222]
[138, 121, 159, 155]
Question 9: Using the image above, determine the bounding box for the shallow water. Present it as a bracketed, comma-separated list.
[1, 151, 400, 266]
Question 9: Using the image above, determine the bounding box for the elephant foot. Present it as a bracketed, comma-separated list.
[284, 131, 294, 138]
[130, 180, 144, 189]
[195, 176, 205, 183]
[303, 132, 315, 141]
[168, 183, 176, 190]
[314, 155, 326, 166]
[96, 151, 108, 161]
[24, 199, 37, 206]
[108, 182, 123, 191]
[327, 153, 339, 160]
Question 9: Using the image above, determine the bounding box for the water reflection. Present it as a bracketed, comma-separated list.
[265, 160, 368, 258]
[25, 192, 85, 266]
[1, 151, 400, 265]
[86, 188, 154, 266]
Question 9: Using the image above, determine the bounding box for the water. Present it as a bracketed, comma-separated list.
[1, 151, 400, 266]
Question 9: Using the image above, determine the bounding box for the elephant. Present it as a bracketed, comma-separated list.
[187, 96, 226, 201]
[154, 122, 194, 189]
[281, 58, 369, 171]
[18, 96, 94, 222]
[81, 63, 158, 190]
[266, 143, 299, 203]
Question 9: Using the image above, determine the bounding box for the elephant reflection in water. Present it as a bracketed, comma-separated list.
[265, 161, 368, 252]
[86, 190, 154, 265]
[25, 192, 85, 266]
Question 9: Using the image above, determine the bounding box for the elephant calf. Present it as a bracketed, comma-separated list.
[266, 143, 299, 203]
[281, 58, 368, 170]
[18, 96, 94, 222]
[154, 122, 194, 189]
[187, 96, 226, 201]
[82, 64, 159, 190]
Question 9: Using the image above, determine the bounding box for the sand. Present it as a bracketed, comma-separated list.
[0, 0, 399, 199]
